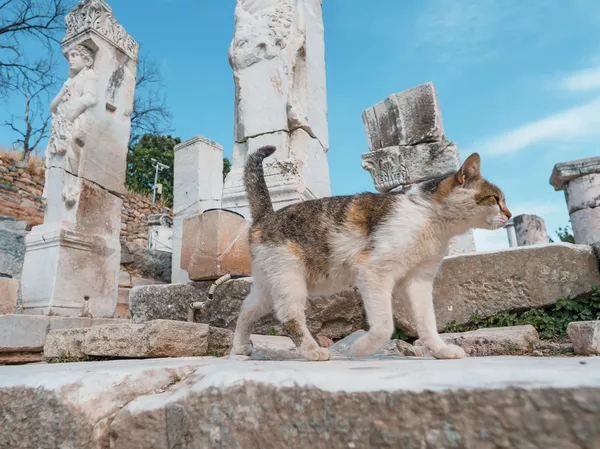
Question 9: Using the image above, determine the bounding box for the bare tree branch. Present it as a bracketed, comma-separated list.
[0, 0, 67, 97]
[130, 53, 172, 145]
[2, 62, 57, 161]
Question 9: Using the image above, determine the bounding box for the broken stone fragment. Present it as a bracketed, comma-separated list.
[568, 321, 600, 355]
[362, 82, 445, 152]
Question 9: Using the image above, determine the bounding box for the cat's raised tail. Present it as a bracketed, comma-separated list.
[244, 145, 277, 223]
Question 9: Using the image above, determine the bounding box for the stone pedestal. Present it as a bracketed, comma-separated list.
[181, 210, 251, 281]
[550, 157, 600, 245]
[222, 0, 331, 220]
[513, 214, 549, 246]
[172, 136, 223, 283]
[20, 0, 138, 317]
[361, 82, 475, 255]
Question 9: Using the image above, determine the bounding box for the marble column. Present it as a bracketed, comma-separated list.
[550, 156, 600, 245]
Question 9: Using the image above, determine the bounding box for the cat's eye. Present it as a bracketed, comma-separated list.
[494, 196, 501, 205]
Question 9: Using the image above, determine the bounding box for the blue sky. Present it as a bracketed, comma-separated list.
[2, 0, 600, 250]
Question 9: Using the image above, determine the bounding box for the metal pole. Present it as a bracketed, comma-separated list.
[152, 162, 160, 204]
[151, 158, 170, 205]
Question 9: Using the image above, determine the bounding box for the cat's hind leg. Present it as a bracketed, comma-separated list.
[232, 281, 271, 356]
[350, 270, 395, 357]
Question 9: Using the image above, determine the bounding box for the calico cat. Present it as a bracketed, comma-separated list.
[233, 146, 511, 361]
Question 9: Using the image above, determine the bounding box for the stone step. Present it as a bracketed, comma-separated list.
[44, 320, 234, 360]
[0, 315, 130, 364]
[1, 357, 599, 448]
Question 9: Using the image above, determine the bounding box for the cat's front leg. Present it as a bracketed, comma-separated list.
[404, 269, 465, 360]
[350, 271, 395, 357]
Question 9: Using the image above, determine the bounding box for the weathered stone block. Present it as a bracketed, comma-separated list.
[513, 214, 549, 246]
[121, 242, 171, 283]
[0, 226, 27, 279]
[0, 277, 18, 315]
[181, 210, 252, 281]
[0, 358, 207, 447]
[413, 326, 539, 357]
[83, 320, 210, 358]
[0, 315, 128, 355]
[395, 244, 600, 336]
[362, 82, 445, 152]
[362, 141, 459, 193]
[568, 321, 600, 355]
[44, 328, 89, 359]
[107, 358, 600, 449]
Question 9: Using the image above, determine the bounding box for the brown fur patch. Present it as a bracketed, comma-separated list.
[430, 176, 457, 202]
[249, 226, 262, 244]
[287, 241, 303, 259]
[475, 181, 512, 217]
[283, 318, 304, 347]
[345, 193, 397, 236]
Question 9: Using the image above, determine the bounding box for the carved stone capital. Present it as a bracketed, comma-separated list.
[63, 0, 139, 60]
[361, 141, 460, 193]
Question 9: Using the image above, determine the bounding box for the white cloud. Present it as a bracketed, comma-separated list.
[507, 201, 564, 219]
[561, 65, 600, 92]
[473, 97, 600, 156]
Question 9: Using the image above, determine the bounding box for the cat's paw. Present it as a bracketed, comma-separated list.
[432, 344, 465, 360]
[350, 333, 386, 358]
[233, 341, 253, 356]
[304, 347, 331, 361]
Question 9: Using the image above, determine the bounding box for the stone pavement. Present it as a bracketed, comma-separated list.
[1, 356, 599, 448]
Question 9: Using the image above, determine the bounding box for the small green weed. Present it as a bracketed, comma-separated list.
[444, 286, 600, 340]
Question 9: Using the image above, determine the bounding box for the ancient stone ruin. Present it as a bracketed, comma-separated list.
[551, 156, 600, 244]
[1, 1, 600, 447]
[221, 0, 331, 219]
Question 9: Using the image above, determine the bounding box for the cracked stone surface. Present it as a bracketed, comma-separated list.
[1, 357, 600, 448]
[0, 358, 209, 448]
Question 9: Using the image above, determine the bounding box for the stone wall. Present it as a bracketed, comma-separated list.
[0, 153, 171, 247]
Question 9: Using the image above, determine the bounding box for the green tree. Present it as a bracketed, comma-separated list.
[126, 134, 180, 206]
[223, 157, 231, 180]
[549, 222, 575, 243]
[126, 133, 232, 207]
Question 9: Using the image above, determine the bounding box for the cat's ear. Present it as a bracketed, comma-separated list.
[455, 153, 481, 185]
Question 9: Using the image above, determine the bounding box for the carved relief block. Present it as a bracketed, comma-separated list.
[361, 141, 459, 193]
